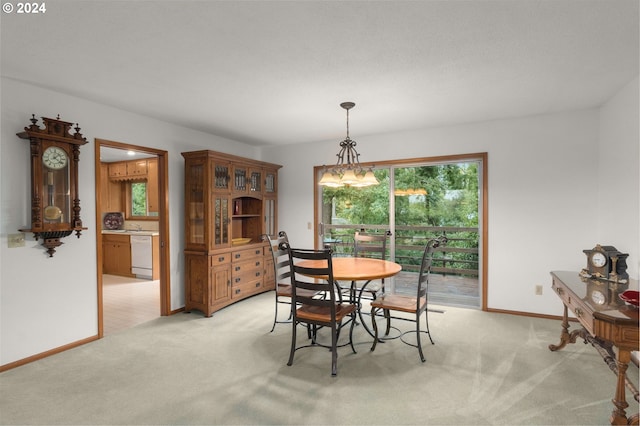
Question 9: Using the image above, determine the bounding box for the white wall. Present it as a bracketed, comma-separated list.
[262, 78, 639, 316]
[0, 78, 258, 366]
[597, 76, 639, 281]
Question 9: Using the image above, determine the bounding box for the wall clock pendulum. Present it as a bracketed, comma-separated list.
[17, 115, 89, 257]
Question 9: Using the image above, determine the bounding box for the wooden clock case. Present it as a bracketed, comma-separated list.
[18, 115, 88, 257]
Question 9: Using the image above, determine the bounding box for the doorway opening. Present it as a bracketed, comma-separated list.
[94, 139, 171, 337]
[315, 153, 487, 310]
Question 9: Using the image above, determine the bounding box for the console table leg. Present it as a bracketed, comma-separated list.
[549, 304, 581, 351]
[610, 348, 631, 425]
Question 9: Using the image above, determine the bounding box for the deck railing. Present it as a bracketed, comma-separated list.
[322, 224, 479, 277]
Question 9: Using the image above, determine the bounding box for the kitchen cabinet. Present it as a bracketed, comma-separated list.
[100, 163, 123, 212]
[127, 159, 148, 177]
[102, 232, 159, 279]
[108, 162, 127, 179]
[146, 158, 159, 215]
[181, 149, 281, 316]
[108, 159, 148, 181]
[102, 233, 133, 277]
[104, 158, 158, 217]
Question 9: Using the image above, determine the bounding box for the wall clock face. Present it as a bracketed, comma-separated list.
[42, 146, 68, 170]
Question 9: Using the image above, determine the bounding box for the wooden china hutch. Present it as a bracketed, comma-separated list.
[182, 150, 281, 317]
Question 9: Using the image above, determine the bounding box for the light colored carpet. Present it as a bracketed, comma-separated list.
[1, 291, 637, 425]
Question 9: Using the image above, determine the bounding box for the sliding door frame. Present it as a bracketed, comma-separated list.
[313, 152, 488, 311]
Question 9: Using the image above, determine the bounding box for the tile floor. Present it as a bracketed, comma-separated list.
[103, 274, 160, 336]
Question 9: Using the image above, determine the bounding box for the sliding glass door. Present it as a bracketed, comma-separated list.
[317, 154, 484, 309]
[319, 168, 390, 256]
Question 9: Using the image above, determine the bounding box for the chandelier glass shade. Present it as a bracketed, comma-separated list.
[318, 102, 379, 188]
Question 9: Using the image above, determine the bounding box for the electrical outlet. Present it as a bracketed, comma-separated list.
[8, 233, 25, 248]
[535, 284, 543, 295]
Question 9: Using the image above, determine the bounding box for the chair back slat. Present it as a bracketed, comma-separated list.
[266, 231, 292, 285]
[354, 231, 388, 260]
[280, 242, 338, 321]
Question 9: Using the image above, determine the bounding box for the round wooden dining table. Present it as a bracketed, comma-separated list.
[296, 257, 401, 284]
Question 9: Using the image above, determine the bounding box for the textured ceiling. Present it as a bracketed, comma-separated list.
[1, 1, 638, 147]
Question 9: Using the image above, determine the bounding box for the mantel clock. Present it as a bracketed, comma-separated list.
[582, 244, 629, 283]
[18, 115, 88, 257]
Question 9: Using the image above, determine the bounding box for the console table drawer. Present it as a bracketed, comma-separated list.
[552, 277, 594, 334]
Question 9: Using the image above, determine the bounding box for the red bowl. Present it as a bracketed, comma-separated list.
[619, 290, 640, 307]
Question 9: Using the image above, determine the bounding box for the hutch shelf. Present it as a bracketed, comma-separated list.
[182, 150, 280, 317]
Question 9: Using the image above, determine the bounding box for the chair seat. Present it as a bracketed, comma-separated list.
[370, 294, 426, 314]
[277, 283, 318, 298]
[296, 303, 356, 323]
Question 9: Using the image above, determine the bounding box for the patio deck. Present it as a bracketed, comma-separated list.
[393, 272, 480, 309]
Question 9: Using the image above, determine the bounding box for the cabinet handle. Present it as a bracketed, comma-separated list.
[218, 257, 225, 262]
[574, 308, 582, 318]
[227, 280, 231, 286]
[255, 261, 260, 266]
[235, 277, 241, 283]
[255, 250, 261, 255]
[255, 282, 260, 288]
[255, 272, 261, 277]
[235, 266, 241, 271]
[235, 254, 241, 259]
[556, 287, 564, 295]
[235, 289, 241, 294]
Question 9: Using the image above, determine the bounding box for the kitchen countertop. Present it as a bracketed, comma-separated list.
[102, 230, 159, 236]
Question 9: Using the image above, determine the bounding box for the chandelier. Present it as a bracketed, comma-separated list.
[318, 102, 379, 187]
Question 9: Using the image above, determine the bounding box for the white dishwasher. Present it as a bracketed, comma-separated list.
[130, 235, 153, 279]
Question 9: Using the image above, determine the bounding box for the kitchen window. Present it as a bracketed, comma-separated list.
[126, 181, 158, 219]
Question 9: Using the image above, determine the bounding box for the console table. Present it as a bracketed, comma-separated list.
[549, 271, 639, 425]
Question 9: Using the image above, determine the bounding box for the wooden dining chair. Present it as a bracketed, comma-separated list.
[351, 231, 389, 298]
[369, 235, 447, 362]
[282, 242, 357, 376]
[337, 231, 389, 332]
[264, 231, 320, 332]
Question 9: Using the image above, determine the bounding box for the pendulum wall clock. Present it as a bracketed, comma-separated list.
[18, 115, 89, 257]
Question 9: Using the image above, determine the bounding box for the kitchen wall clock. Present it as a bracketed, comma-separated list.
[18, 115, 88, 257]
[582, 244, 629, 283]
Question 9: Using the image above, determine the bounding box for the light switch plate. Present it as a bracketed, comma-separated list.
[8, 233, 25, 248]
